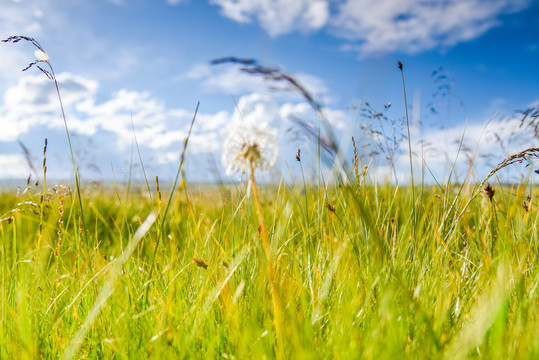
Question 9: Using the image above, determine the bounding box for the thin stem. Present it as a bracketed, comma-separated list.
[249, 161, 271, 259]
[35, 138, 47, 268]
[299, 159, 310, 226]
[2, 36, 88, 244]
[50, 69, 88, 246]
[249, 160, 284, 358]
[399, 61, 416, 238]
[146, 102, 199, 301]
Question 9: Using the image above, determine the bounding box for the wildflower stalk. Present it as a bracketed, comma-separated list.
[398, 61, 416, 238]
[35, 138, 47, 269]
[296, 149, 310, 225]
[3, 36, 88, 246]
[248, 159, 285, 358]
[45, 45, 87, 246]
[54, 191, 65, 315]
[352, 137, 360, 185]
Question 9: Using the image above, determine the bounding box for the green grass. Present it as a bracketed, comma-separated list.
[1, 177, 538, 359]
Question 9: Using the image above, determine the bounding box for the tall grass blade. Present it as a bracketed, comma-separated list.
[61, 212, 156, 360]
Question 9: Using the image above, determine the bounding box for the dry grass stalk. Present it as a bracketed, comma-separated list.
[352, 137, 359, 184]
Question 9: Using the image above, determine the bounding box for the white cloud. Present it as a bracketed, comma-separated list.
[0, 1, 45, 36]
[229, 92, 280, 124]
[376, 113, 539, 184]
[0, 72, 286, 162]
[293, 73, 329, 99]
[0, 154, 32, 179]
[185, 63, 331, 104]
[2, 69, 533, 184]
[0, 1, 48, 88]
[0, 71, 343, 180]
[196, 65, 268, 94]
[210, 0, 533, 56]
[280, 102, 347, 131]
[210, 0, 329, 36]
[0, 0, 145, 93]
[0, 71, 236, 157]
[0, 73, 98, 141]
[8, 68, 534, 185]
[5, 73, 98, 108]
[184, 63, 212, 80]
[333, 0, 532, 55]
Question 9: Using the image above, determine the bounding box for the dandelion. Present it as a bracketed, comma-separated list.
[221, 120, 278, 257]
[221, 119, 284, 356]
[221, 120, 278, 251]
[222, 121, 278, 175]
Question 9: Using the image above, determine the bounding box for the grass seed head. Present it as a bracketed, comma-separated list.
[483, 183, 495, 202]
[34, 49, 49, 62]
[193, 258, 208, 269]
[522, 195, 531, 212]
[325, 203, 336, 213]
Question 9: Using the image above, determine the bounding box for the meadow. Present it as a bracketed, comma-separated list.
[1, 36, 538, 359]
[1, 168, 538, 359]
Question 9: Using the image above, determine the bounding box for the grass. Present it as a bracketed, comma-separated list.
[0, 176, 538, 359]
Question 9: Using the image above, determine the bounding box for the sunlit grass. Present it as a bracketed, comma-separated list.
[1, 177, 538, 359]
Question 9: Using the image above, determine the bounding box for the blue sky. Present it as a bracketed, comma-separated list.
[1, 0, 538, 184]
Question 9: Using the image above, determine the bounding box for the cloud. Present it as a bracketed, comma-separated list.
[374, 112, 539, 184]
[0, 154, 33, 179]
[210, 0, 533, 56]
[0, 73, 98, 141]
[0, 68, 352, 181]
[185, 63, 331, 104]
[0, 0, 49, 87]
[0, 0, 45, 36]
[0, 71, 239, 152]
[190, 64, 268, 94]
[9, 67, 532, 185]
[4, 73, 98, 109]
[1, 68, 534, 184]
[210, 0, 329, 36]
[0, 72, 223, 154]
[230, 92, 280, 124]
[333, 0, 532, 55]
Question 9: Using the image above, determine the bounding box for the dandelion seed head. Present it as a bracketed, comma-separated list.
[222, 121, 278, 175]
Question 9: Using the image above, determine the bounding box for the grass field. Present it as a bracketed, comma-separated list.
[1, 173, 538, 359]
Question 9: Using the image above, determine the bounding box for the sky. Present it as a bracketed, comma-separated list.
[0, 0, 538, 186]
